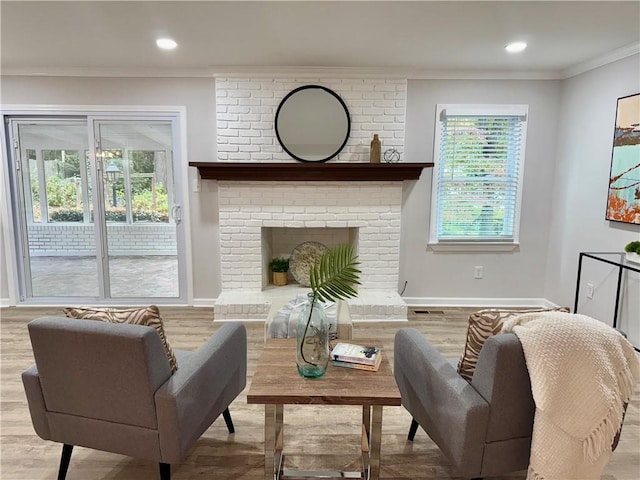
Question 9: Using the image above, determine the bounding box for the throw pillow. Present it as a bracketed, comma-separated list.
[63, 305, 178, 373]
[457, 307, 569, 382]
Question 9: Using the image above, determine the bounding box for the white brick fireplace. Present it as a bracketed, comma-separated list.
[214, 180, 408, 321]
[210, 75, 414, 322]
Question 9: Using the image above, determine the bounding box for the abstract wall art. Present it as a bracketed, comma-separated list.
[606, 93, 640, 224]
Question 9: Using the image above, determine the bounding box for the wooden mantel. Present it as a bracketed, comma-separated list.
[189, 162, 433, 181]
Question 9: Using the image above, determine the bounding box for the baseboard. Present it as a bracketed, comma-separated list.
[0, 297, 13, 308]
[4, 300, 189, 308]
[214, 317, 266, 323]
[351, 318, 409, 323]
[402, 297, 561, 308]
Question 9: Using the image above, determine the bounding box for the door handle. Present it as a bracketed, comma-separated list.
[171, 204, 181, 224]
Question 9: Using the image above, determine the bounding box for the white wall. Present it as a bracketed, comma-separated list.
[0, 75, 563, 305]
[2, 69, 636, 315]
[545, 54, 640, 343]
[402, 79, 562, 303]
[0, 76, 220, 300]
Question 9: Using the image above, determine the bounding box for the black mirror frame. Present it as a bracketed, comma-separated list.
[275, 84, 351, 163]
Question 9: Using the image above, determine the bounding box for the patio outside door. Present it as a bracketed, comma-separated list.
[7, 116, 186, 302]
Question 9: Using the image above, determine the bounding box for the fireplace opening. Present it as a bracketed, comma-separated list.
[261, 227, 358, 288]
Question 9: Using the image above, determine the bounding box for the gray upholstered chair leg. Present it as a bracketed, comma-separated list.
[222, 407, 235, 434]
[408, 418, 419, 441]
[159, 462, 170, 480]
[57, 444, 73, 480]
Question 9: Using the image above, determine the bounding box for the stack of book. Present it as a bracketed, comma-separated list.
[330, 342, 382, 371]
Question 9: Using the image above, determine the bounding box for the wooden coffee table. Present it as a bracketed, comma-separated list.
[247, 338, 401, 480]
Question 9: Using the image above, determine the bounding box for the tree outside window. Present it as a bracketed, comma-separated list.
[28, 148, 171, 224]
[43, 150, 83, 222]
[430, 104, 528, 247]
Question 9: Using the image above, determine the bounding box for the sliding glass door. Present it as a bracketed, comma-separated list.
[7, 115, 185, 302]
[11, 120, 99, 298]
[94, 120, 179, 298]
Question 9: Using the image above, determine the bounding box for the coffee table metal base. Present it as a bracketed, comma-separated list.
[264, 404, 383, 480]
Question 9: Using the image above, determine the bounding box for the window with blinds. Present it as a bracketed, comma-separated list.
[430, 105, 528, 246]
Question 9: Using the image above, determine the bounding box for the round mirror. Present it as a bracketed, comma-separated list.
[275, 85, 350, 163]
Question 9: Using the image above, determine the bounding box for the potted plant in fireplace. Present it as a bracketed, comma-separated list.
[269, 257, 290, 286]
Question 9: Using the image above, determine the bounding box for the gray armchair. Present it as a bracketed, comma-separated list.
[22, 316, 247, 480]
[394, 327, 627, 479]
[394, 328, 534, 479]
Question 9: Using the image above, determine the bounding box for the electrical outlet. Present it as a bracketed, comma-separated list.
[586, 283, 594, 299]
[474, 266, 483, 279]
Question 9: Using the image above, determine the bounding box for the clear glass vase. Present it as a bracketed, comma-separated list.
[296, 293, 330, 378]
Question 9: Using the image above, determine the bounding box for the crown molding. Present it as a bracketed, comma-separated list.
[208, 66, 562, 80]
[210, 66, 409, 78]
[6, 45, 638, 82]
[405, 69, 561, 80]
[0, 67, 215, 78]
[560, 42, 640, 79]
[1, 65, 562, 80]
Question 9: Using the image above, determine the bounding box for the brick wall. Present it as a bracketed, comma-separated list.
[218, 181, 403, 290]
[215, 78, 407, 163]
[27, 223, 176, 256]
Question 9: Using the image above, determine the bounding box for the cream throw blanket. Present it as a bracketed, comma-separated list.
[501, 311, 640, 480]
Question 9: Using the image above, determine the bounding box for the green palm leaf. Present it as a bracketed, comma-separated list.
[309, 244, 361, 303]
[299, 244, 361, 367]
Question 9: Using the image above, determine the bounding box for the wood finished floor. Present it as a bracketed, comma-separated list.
[1, 306, 638, 480]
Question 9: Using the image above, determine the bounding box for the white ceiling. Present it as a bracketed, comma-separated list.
[2, 1, 639, 79]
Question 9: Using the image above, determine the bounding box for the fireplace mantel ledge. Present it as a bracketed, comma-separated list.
[189, 162, 433, 181]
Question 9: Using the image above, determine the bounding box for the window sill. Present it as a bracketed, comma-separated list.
[428, 242, 520, 252]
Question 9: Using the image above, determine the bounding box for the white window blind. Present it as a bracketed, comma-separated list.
[431, 105, 528, 244]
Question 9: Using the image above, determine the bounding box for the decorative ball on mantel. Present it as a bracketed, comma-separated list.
[383, 148, 401, 163]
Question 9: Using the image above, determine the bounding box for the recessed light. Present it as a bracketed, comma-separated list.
[505, 41, 527, 53]
[156, 38, 178, 50]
